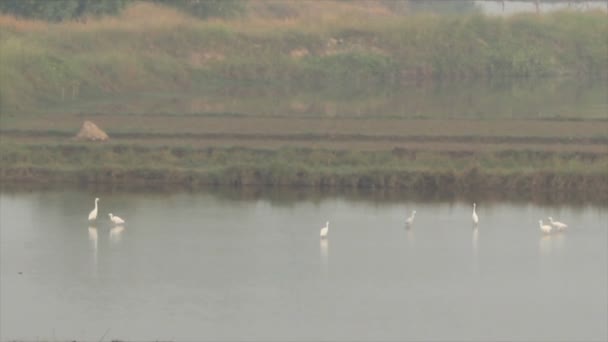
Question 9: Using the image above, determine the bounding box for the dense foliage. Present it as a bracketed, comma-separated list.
[0, 0, 246, 21]
[153, 0, 245, 19]
[0, 0, 128, 21]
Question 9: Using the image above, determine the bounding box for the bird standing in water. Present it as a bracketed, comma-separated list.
[406, 210, 416, 228]
[108, 213, 125, 225]
[88, 197, 99, 221]
[320, 221, 329, 239]
[548, 217, 568, 231]
[472, 203, 479, 226]
[539, 220, 553, 234]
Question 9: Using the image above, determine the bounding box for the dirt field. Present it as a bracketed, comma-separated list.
[2, 114, 607, 154]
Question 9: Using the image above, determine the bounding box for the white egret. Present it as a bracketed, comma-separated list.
[472, 203, 479, 225]
[320, 221, 329, 239]
[548, 217, 568, 231]
[88, 197, 99, 221]
[406, 210, 416, 227]
[108, 213, 125, 225]
[539, 220, 553, 234]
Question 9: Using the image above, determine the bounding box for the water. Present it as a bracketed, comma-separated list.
[405, 1, 608, 15]
[477, 1, 608, 16]
[1, 189, 606, 341]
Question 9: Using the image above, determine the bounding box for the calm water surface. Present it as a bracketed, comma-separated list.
[1, 190, 606, 341]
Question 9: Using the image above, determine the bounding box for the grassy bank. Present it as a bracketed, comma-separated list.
[1, 3, 606, 113]
[1, 2, 606, 199]
[1, 144, 606, 201]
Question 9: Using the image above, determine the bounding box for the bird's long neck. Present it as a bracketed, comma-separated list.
[94, 200, 98, 211]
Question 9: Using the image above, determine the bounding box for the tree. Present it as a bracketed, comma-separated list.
[0, 0, 128, 21]
[74, 0, 128, 18]
[154, 0, 245, 19]
[406, 0, 480, 14]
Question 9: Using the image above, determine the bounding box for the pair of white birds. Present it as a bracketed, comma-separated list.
[322, 203, 478, 237]
[88, 197, 125, 225]
[539, 217, 568, 234]
[406, 203, 479, 227]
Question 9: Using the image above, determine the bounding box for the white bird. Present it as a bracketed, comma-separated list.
[108, 213, 125, 225]
[406, 210, 416, 226]
[548, 217, 568, 231]
[539, 219, 553, 234]
[320, 221, 329, 239]
[472, 203, 479, 225]
[88, 197, 99, 221]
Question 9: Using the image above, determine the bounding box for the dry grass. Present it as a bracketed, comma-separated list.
[2, 115, 607, 161]
[2, 114, 607, 139]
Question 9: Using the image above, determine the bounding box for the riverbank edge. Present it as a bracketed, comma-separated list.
[2, 165, 606, 203]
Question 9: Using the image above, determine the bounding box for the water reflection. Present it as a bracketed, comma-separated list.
[109, 225, 125, 243]
[0, 190, 605, 341]
[472, 228, 479, 256]
[88, 226, 98, 247]
[320, 239, 329, 272]
[539, 233, 566, 256]
[553, 232, 566, 250]
[88, 226, 98, 274]
[539, 235, 554, 255]
[406, 228, 415, 247]
[472, 228, 479, 273]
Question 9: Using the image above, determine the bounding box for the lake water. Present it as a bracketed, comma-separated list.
[1, 189, 606, 341]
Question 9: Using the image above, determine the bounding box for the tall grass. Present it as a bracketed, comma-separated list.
[1, 143, 606, 201]
[0, 2, 606, 113]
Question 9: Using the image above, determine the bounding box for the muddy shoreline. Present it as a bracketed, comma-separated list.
[2, 165, 606, 204]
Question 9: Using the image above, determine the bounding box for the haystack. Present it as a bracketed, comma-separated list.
[74, 120, 109, 141]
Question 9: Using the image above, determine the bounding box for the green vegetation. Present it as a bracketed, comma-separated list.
[153, 0, 246, 19]
[0, 0, 244, 21]
[0, 3, 606, 113]
[0, 2, 606, 199]
[0, 0, 128, 21]
[1, 143, 606, 200]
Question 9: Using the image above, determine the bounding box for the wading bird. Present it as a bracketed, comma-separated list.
[406, 210, 416, 227]
[88, 198, 99, 221]
[539, 220, 553, 234]
[108, 213, 125, 225]
[548, 217, 568, 231]
[320, 221, 329, 239]
[472, 203, 479, 226]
